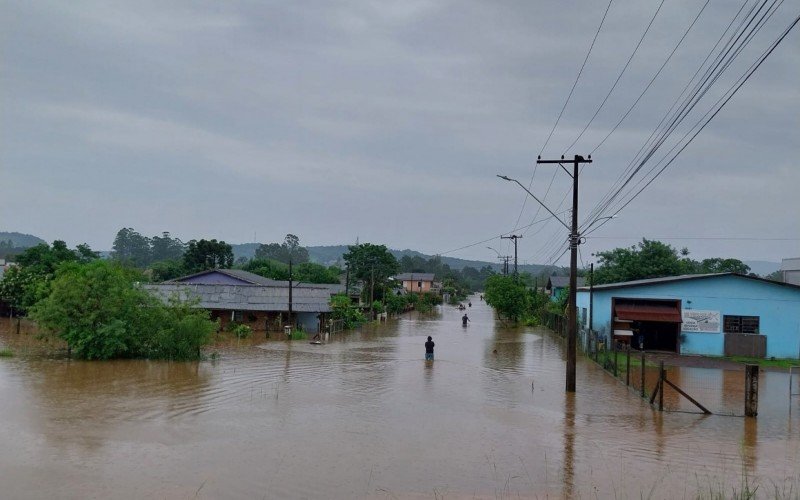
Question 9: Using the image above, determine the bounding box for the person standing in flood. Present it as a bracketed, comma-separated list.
[425, 336, 435, 361]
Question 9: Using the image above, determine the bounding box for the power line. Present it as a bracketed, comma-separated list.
[582, 0, 767, 227]
[584, 9, 799, 234]
[583, 0, 787, 229]
[561, 0, 666, 155]
[510, 0, 615, 233]
[590, 0, 711, 155]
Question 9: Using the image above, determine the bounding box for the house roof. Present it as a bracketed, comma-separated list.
[577, 272, 800, 292]
[547, 276, 586, 289]
[142, 283, 332, 313]
[167, 268, 345, 294]
[781, 257, 800, 271]
[394, 273, 435, 281]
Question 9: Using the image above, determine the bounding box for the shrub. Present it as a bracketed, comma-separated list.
[228, 322, 252, 339]
[31, 260, 216, 360]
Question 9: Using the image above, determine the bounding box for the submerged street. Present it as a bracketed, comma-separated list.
[1, 298, 798, 499]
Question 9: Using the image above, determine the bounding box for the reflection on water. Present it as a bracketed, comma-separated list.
[1, 300, 799, 499]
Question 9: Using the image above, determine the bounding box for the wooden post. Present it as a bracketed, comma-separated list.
[640, 351, 646, 398]
[613, 341, 618, 377]
[626, 344, 631, 386]
[658, 361, 665, 412]
[745, 364, 759, 417]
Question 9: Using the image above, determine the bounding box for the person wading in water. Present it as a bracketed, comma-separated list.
[462, 314, 470, 327]
[425, 336, 435, 361]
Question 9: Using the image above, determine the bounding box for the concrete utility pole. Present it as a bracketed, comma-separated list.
[501, 234, 522, 281]
[535, 154, 592, 393]
[288, 256, 293, 328]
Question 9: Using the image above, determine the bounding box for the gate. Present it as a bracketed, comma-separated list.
[724, 333, 766, 358]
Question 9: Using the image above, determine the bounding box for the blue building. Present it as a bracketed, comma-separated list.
[576, 273, 800, 359]
[546, 276, 586, 302]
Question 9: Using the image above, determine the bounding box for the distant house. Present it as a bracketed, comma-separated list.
[394, 273, 436, 293]
[576, 273, 800, 359]
[143, 269, 334, 334]
[781, 257, 800, 286]
[546, 276, 586, 302]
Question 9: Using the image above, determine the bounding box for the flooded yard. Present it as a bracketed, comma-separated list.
[0, 298, 798, 499]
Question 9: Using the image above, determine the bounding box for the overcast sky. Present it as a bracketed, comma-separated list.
[2, 0, 798, 266]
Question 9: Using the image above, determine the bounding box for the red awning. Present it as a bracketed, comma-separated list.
[615, 302, 681, 323]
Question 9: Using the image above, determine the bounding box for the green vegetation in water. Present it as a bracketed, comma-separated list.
[330, 294, 367, 329]
[30, 260, 217, 361]
[227, 322, 252, 339]
[289, 329, 307, 340]
[0, 348, 13, 357]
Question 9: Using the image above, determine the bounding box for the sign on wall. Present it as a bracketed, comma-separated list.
[682, 310, 721, 333]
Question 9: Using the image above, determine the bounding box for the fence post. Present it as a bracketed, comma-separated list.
[640, 351, 646, 398]
[613, 341, 618, 377]
[659, 361, 665, 412]
[626, 344, 631, 386]
[745, 364, 759, 417]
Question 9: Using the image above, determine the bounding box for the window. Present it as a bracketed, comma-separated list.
[233, 310, 244, 322]
[723, 315, 760, 334]
[418, 281, 422, 289]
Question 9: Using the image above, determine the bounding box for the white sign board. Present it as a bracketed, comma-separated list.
[682, 310, 720, 333]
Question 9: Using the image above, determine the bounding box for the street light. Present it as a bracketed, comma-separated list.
[497, 175, 570, 231]
[487, 246, 508, 275]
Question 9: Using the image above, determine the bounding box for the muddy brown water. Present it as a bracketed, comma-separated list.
[1, 298, 798, 499]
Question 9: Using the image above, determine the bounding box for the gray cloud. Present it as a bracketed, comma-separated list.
[2, 0, 798, 264]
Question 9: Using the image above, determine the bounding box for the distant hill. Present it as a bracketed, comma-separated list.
[0, 231, 47, 248]
[231, 242, 560, 274]
[744, 260, 781, 277]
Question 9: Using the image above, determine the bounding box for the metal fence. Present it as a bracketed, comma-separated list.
[577, 325, 759, 417]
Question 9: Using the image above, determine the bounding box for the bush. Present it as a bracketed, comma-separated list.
[228, 323, 252, 339]
[330, 294, 366, 329]
[31, 260, 217, 360]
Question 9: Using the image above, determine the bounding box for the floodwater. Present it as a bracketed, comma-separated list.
[0, 298, 798, 499]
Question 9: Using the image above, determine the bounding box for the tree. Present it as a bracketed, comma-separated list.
[150, 232, 185, 262]
[112, 228, 152, 267]
[30, 260, 216, 360]
[342, 243, 399, 302]
[254, 234, 309, 264]
[183, 239, 233, 273]
[2, 240, 101, 315]
[592, 239, 753, 285]
[149, 259, 187, 282]
[483, 274, 528, 321]
[697, 258, 750, 274]
[592, 239, 694, 284]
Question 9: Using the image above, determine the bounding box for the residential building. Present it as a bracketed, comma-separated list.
[546, 276, 586, 302]
[143, 269, 334, 333]
[395, 272, 436, 293]
[781, 257, 800, 286]
[576, 273, 800, 359]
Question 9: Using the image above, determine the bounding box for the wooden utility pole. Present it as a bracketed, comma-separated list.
[501, 235, 522, 280]
[288, 257, 293, 328]
[536, 154, 592, 392]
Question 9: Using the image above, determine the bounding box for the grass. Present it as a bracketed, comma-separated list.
[718, 355, 799, 370]
[0, 348, 14, 357]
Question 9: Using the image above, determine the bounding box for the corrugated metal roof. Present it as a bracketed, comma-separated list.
[547, 276, 586, 289]
[142, 283, 331, 312]
[781, 258, 800, 271]
[578, 272, 800, 292]
[167, 269, 345, 294]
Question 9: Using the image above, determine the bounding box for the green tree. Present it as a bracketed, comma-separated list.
[330, 294, 366, 329]
[112, 228, 152, 267]
[183, 239, 233, 273]
[483, 274, 528, 321]
[149, 259, 187, 282]
[30, 260, 215, 360]
[343, 243, 399, 302]
[150, 232, 185, 262]
[255, 234, 310, 264]
[592, 239, 695, 284]
[697, 258, 750, 274]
